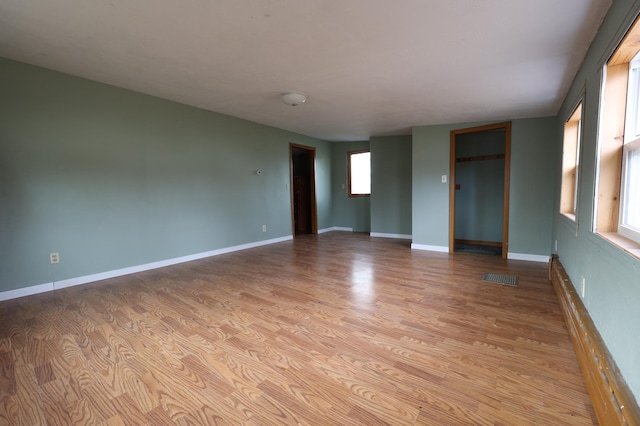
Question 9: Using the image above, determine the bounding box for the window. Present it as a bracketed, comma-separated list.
[596, 14, 640, 246]
[560, 102, 583, 220]
[347, 149, 370, 197]
[620, 56, 640, 242]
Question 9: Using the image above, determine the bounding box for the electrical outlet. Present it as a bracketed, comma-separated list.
[50, 252, 60, 264]
[262, 225, 267, 232]
[581, 276, 586, 298]
[341, 183, 345, 189]
[441, 175, 447, 183]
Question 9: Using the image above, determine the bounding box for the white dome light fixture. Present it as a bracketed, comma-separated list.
[281, 92, 307, 106]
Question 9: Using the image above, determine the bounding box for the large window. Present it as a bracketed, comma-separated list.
[597, 15, 640, 246]
[620, 56, 640, 242]
[347, 149, 371, 197]
[560, 102, 583, 220]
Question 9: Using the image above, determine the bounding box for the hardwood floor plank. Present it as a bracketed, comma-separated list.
[12, 359, 47, 425]
[0, 395, 19, 426]
[347, 404, 392, 425]
[109, 393, 148, 425]
[0, 233, 596, 424]
[72, 369, 118, 423]
[145, 405, 176, 424]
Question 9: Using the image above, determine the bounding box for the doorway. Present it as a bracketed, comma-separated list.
[449, 122, 511, 259]
[290, 144, 318, 236]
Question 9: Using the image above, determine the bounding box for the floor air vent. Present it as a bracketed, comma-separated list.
[482, 273, 519, 287]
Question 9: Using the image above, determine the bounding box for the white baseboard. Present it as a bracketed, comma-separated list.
[507, 252, 550, 263]
[333, 227, 354, 232]
[0, 282, 55, 302]
[409, 243, 549, 263]
[411, 243, 449, 253]
[370, 232, 412, 240]
[0, 235, 293, 302]
[318, 227, 353, 233]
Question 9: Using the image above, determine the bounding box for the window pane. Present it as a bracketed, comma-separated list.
[635, 76, 640, 136]
[560, 102, 581, 218]
[622, 146, 640, 230]
[574, 119, 582, 213]
[631, 56, 640, 139]
[350, 152, 371, 195]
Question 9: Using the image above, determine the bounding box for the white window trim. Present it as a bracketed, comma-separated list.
[573, 117, 583, 215]
[625, 58, 640, 141]
[619, 137, 640, 243]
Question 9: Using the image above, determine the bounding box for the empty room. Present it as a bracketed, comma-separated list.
[0, 1, 639, 425]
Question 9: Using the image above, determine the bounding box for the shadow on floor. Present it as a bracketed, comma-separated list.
[454, 242, 502, 256]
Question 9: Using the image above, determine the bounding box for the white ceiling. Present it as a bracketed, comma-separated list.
[0, 0, 611, 141]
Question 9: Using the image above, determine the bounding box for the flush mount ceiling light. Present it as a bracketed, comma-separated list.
[281, 92, 307, 106]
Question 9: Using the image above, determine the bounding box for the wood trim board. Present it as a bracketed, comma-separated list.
[549, 255, 640, 425]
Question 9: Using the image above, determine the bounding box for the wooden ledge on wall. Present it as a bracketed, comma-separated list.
[549, 255, 640, 425]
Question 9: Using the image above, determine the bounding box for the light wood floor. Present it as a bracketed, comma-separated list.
[0, 232, 596, 425]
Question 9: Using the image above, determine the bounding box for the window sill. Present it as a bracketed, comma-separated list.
[560, 212, 577, 222]
[599, 232, 640, 261]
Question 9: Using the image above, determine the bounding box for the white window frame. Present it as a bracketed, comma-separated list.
[619, 138, 640, 242]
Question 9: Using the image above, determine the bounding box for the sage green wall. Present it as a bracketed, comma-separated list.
[370, 135, 412, 236]
[411, 124, 453, 246]
[552, 0, 640, 401]
[509, 118, 557, 255]
[412, 117, 556, 256]
[0, 57, 331, 292]
[331, 141, 370, 232]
